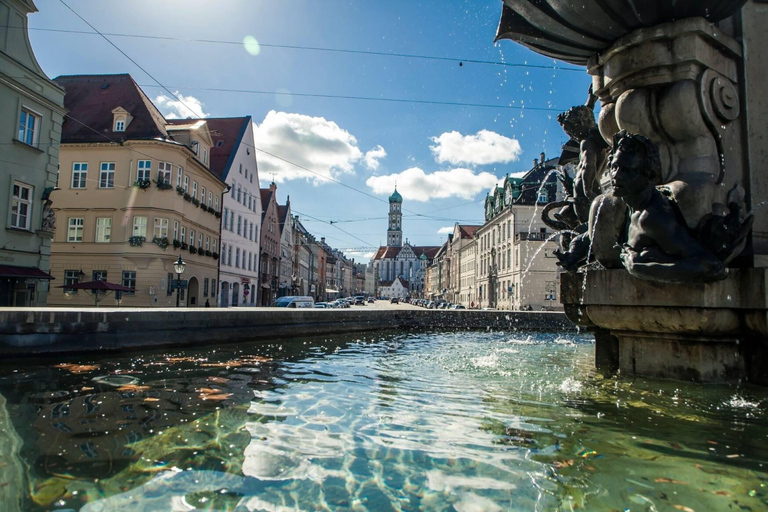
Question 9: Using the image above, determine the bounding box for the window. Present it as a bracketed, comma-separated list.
[231, 182, 236, 198]
[132, 216, 147, 237]
[203, 148, 208, 165]
[208, 191, 213, 207]
[229, 213, 234, 232]
[198, 233, 202, 248]
[214, 197, 219, 211]
[64, 270, 80, 293]
[237, 186, 242, 203]
[212, 279, 216, 297]
[153, 218, 169, 238]
[183, 175, 189, 192]
[239, 164, 243, 175]
[192, 182, 198, 199]
[191, 140, 199, 155]
[237, 215, 242, 235]
[249, 223, 254, 241]
[158, 162, 172, 183]
[248, 195, 252, 209]
[254, 225, 258, 239]
[228, 245, 232, 266]
[189, 229, 195, 246]
[10, 182, 32, 230]
[99, 163, 115, 188]
[223, 208, 229, 229]
[212, 240, 217, 253]
[115, 119, 125, 131]
[137, 160, 151, 181]
[180, 226, 186, 244]
[245, 168, 249, 179]
[121, 271, 136, 295]
[221, 243, 227, 264]
[95, 217, 112, 242]
[201, 187, 206, 204]
[236, 247, 240, 268]
[72, 163, 88, 189]
[177, 166, 183, 187]
[250, 174, 253, 184]
[167, 273, 173, 296]
[93, 270, 107, 282]
[203, 278, 209, 297]
[67, 218, 83, 242]
[173, 221, 179, 241]
[248, 252, 252, 270]
[205, 236, 210, 251]
[18, 107, 40, 146]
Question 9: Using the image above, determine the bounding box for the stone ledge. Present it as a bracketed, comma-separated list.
[0, 308, 575, 356]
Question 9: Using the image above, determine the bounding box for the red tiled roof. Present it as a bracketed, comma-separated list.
[412, 246, 440, 258]
[54, 74, 168, 143]
[458, 225, 482, 239]
[372, 246, 401, 260]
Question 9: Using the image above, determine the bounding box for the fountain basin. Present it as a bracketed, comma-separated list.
[495, 0, 748, 65]
[562, 268, 768, 384]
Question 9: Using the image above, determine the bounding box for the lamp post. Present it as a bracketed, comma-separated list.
[173, 255, 186, 307]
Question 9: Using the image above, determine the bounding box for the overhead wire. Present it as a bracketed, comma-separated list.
[22, 25, 583, 72]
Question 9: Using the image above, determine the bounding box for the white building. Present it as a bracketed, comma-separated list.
[378, 277, 409, 300]
[207, 117, 262, 307]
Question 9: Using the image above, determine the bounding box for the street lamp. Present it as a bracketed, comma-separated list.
[173, 255, 186, 307]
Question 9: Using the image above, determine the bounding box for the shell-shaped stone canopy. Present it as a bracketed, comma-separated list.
[495, 0, 748, 65]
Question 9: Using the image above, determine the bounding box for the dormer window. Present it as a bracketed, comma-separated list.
[191, 141, 199, 155]
[203, 148, 208, 165]
[111, 107, 132, 133]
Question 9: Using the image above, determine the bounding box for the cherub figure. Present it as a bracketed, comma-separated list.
[41, 199, 56, 232]
[556, 90, 609, 224]
[610, 131, 726, 283]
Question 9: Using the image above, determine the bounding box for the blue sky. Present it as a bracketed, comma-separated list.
[29, 0, 591, 259]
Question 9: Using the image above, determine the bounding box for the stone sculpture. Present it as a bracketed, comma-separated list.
[554, 131, 752, 283]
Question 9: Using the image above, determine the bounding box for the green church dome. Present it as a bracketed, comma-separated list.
[389, 187, 403, 203]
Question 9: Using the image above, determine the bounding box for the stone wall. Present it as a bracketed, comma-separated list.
[0, 308, 575, 356]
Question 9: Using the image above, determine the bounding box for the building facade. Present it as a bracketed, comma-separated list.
[475, 156, 563, 311]
[207, 116, 262, 307]
[259, 182, 280, 305]
[0, 0, 66, 306]
[48, 74, 226, 307]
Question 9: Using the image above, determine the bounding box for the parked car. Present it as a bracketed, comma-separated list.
[354, 296, 365, 305]
[315, 302, 329, 308]
[451, 304, 466, 310]
[367, 297, 374, 303]
[271, 296, 315, 308]
[390, 297, 399, 304]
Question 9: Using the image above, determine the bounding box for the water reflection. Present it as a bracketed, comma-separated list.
[0, 331, 765, 511]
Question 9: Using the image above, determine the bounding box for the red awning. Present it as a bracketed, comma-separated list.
[0, 265, 55, 280]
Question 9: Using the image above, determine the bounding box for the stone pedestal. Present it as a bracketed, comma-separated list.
[562, 269, 768, 384]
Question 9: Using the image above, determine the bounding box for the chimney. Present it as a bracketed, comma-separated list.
[321, 237, 325, 244]
[533, 158, 538, 168]
[540, 152, 546, 164]
[269, 182, 277, 192]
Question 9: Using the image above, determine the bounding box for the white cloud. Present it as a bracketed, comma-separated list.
[364, 145, 387, 171]
[437, 226, 454, 234]
[366, 167, 500, 203]
[155, 91, 209, 119]
[253, 111, 364, 184]
[430, 129, 522, 166]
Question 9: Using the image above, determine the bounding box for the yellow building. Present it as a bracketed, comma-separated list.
[47, 74, 227, 307]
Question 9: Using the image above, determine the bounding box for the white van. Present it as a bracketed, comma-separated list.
[270, 296, 315, 308]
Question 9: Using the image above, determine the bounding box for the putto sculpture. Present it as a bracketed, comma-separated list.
[552, 128, 752, 283]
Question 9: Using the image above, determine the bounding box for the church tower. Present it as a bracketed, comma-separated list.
[387, 187, 403, 247]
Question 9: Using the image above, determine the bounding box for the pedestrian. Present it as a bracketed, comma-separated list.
[205, 299, 210, 308]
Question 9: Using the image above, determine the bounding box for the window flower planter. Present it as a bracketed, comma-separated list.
[173, 239, 181, 249]
[152, 236, 169, 250]
[176, 186, 184, 195]
[212, 252, 219, 260]
[181, 242, 188, 250]
[183, 193, 192, 202]
[129, 236, 146, 247]
[134, 179, 152, 190]
[156, 178, 173, 190]
[189, 246, 197, 254]
[192, 198, 200, 207]
[197, 246, 205, 255]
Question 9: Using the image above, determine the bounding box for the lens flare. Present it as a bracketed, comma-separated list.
[243, 36, 261, 56]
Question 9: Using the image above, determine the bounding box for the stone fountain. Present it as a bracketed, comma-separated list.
[497, 0, 768, 384]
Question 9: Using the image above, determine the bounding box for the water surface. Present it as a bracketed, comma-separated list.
[0, 331, 766, 511]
